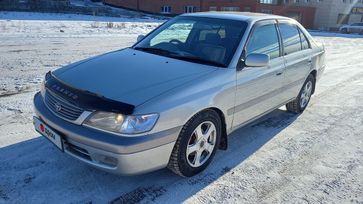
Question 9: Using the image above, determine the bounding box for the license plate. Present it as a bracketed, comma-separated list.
[33, 116, 63, 151]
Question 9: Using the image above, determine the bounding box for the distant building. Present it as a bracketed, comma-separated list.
[103, 0, 316, 28]
[284, 0, 363, 30]
[0, 0, 70, 11]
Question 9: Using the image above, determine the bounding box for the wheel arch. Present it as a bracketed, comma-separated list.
[185, 107, 227, 151]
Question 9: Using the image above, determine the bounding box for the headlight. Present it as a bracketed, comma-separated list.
[120, 114, 159, 134]
[84, 112, 125, 133]
[84, 111, 159, 135]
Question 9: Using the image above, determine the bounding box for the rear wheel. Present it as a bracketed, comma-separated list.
[286, 74, 315, 113]
[168, 110, 221, 177]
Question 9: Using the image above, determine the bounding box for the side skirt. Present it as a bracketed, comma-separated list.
[227, 97, 296, 135]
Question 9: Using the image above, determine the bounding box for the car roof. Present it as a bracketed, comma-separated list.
[181, 12, 291, 23]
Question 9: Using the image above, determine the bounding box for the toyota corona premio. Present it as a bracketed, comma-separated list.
[33, 12, 325, 177]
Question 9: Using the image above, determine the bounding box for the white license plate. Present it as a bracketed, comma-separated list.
[34, 116, 63, 151]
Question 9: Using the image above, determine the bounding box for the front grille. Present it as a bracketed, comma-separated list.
[44, 90, 84, 121]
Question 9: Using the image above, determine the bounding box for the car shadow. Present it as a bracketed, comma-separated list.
[0, 108, 299, 203]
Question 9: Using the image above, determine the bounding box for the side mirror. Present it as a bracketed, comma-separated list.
[137, 34, 145, 42]
[244, 53, 270, 67]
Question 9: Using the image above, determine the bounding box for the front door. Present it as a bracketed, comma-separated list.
[232, 20, 286, 129]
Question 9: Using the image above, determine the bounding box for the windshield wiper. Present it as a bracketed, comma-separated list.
[168, 54, 227, 67]
[134, 47, 226, 67]
[134, 47, 177, 55]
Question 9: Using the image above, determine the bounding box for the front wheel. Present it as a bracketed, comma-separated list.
[168, 110, 221, 177]
[286, 74, 315, 113]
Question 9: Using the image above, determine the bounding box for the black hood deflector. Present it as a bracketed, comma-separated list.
[45, 72, 135, 115]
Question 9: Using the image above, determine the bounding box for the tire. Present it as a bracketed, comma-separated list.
[168, 110, 222, 177]
[286, 74, 315, 113]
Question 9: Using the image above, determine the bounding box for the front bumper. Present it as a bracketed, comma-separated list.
[33, 92, 180, 175]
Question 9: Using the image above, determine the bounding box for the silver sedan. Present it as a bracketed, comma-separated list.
[33, 12, 325, 177]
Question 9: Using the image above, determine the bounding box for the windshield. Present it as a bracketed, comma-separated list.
[133, 16, 248, 67]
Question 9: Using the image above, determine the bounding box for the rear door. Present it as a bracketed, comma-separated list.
[349, 23, 360, 33]
[277, 21, 313, 101]
[232, 20, 286, 128]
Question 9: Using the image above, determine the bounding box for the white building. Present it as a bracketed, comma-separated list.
[285, 0, 363, 30]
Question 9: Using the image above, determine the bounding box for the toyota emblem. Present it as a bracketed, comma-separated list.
[55, 103, 62, 112]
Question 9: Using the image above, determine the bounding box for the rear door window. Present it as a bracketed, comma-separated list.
[278, 23, 301, 55]
[199, 27, 226, 41]
[245, 23, 280, 59]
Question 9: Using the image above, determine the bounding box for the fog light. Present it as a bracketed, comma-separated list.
[93, 154, 117, 167]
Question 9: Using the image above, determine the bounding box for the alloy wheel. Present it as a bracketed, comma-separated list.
[300, 81, 313, 108]
[186, 121, 216, 168]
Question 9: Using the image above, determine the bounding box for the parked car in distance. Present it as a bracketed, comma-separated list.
[33, 12, 325, 177]
[339, 22, 363, 34]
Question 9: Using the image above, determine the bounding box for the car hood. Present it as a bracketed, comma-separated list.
[53, 48, 216, 106]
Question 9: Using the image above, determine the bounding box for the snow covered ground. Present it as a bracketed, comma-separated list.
[0, 12, 362, 204]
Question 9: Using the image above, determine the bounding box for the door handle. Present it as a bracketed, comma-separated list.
[276, 71, 283, 76]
